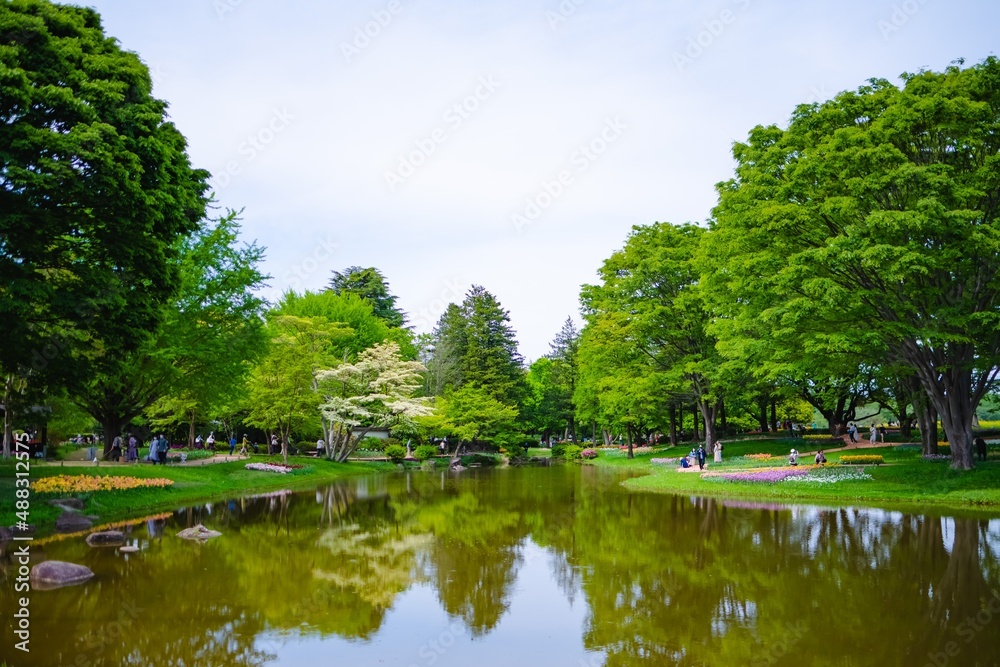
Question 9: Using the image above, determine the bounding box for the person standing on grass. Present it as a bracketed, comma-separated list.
[229, 434, 237, 456]
[869, 424, 878, 444]
[713, 441, 723, 463]
[158, 434, 169, 465]
[696, 444, 707, 470]
[127, 434, 138, 462]
[206, 432, 215, 451]
[847, 423, 858, 444]
[976, 437, 988, 462]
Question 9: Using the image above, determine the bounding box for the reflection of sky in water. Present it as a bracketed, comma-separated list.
[265, 541, 599, 667]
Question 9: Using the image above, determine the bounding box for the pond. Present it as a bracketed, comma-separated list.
[3, 465, 1000, 666]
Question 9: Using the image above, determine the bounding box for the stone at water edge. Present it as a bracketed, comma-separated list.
[176, 524, 222, 541]
[86, 531, 125, 547]
[55, 512, 93, 533]
[48, 498, 85, 511]
[0, 526, 12, 542]
[119, 545, 140, 554]
[31, 561, 95, 590]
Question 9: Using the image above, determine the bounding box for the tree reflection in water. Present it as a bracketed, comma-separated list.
[2, 466, 998, 667]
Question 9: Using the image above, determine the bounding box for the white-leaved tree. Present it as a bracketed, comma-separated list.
[317, 341, 431, 462]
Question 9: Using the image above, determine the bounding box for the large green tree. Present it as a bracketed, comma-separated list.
[581, 222, 723, 450]
[0, 0, 209, 457]
[707, 57, 1000, 469]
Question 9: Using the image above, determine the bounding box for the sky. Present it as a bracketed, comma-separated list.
[81, 0, 999, 361]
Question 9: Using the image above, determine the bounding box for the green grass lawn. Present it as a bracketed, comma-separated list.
[588, 439, 1000, 511]
[1, 456, 394, 534]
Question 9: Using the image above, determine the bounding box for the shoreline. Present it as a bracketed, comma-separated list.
[1, 457, 396, 537]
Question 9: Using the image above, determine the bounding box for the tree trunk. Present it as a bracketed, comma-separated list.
[719, 399, 727, 437]
[912, 389, 938, 456]
[101, 415, 124, 458]
[698, 400, 719, 450]
[669, 403, 677, 446]
[626, 426, 634, 460]
[569, 417, 577, 444]
[692, 404, 700, 441]
[770, 399, 777, 434]
[758, 399, 769, 432]
[188, 416, 196, 449]
[2, 377, 12, 459]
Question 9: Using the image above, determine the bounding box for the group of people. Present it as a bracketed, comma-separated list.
[844, 422, 887, 444]
[680, 441, 724, 470]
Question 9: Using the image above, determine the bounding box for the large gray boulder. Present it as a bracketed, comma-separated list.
[31, 561, 95, 590]
[176, 524, 222, 542]
[86, 531, 125, 547]
[55, 512, 93, 533]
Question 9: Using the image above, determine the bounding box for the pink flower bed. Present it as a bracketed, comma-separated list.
[711, 467, 811, 483]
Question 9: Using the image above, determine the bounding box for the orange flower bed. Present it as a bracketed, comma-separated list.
[31, 475, 174, 494]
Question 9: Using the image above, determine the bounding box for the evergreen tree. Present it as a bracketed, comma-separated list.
[460, 286, 525, 404]
[328, 266, 406, 328]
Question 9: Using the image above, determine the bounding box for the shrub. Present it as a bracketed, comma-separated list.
[802, 434, 840, 442]
[562, 445, 583, 460]
[503, 444, 527, 459]
[839, 454, 884, 465]
[414, 445, 438, 461]
[580, 448, 598, 459]
[460, 453, 499, 466]
[384, 444, 408, 463]
[359, 436, 387, 452]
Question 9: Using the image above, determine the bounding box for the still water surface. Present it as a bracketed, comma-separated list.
[4, 466, 1000, 666]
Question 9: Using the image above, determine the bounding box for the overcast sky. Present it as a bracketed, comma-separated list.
[83, 0, 998, 360]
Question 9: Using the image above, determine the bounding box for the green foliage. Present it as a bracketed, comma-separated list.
[551, 443, 584, 460]
[501, 444, 526, 460]
[384, 444, 408, 463]
[706, 57, 1000, 468]
[358, 436, 387, 452]
[328, 266, 407, 328]
[441, 385, 522, 446]
[0, 0, 209, 390]
[414, 444, 439, 461]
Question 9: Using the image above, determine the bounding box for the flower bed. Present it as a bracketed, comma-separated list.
[619, 446, 652, 455]
[783, 467, 873, 484]
[245, 462, 302, 474]
[708, 466, 812, 483]
[745, 453, 773, 461]
[839, 454, 884, 465]
[650, 457, 678, 466]
[580, 448, 598, 459]
[32, 475, 174, 494]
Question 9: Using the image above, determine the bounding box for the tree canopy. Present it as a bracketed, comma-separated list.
[705, 56, 1000, 468]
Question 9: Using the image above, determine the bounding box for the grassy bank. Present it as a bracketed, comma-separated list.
[589, 438, 1000, 511]
[2, 456, 395, 534]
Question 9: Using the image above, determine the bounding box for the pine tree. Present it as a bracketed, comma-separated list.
[328, 266, 406, 328]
